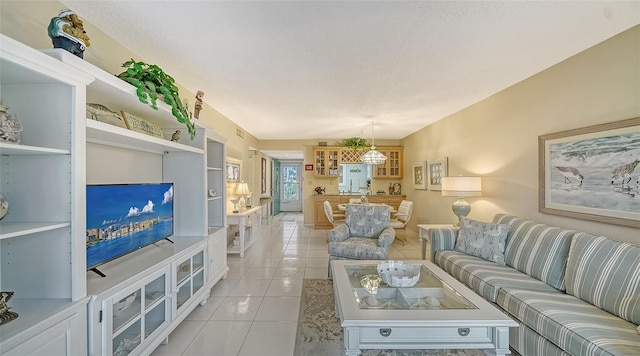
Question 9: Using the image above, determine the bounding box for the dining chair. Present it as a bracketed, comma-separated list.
[323, 200, 345, 227]
[389, 200, 413, 245]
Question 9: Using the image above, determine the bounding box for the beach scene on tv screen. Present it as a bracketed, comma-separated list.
[86, 183, 174, 269]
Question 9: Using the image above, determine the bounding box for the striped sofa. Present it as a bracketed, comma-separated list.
[429, 214, 640, 356]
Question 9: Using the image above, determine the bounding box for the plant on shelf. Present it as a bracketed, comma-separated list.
[340, 137, 369, 150]
[116, 59, 196, 139]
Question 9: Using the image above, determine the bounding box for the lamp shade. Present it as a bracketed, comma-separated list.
[360, 147, 387, 165]
[235, 181, 250, 195]
[441, 176, 482, 197]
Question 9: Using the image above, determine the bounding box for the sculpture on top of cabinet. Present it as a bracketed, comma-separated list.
[194, 91, 204, 119]
[47, 9, 91, 58]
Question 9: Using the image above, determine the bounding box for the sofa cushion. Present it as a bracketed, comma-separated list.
[498, 288, 640, 356]
[494, 214, 574, 290]
[455, 217, 509, 265]
[510, 320, 571, 356]
[328, 237, 388, 260]
[565, 232, 640, 325]
[435, 250, 561, 302]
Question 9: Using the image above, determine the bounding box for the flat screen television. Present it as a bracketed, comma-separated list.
[86, 183, 174, 274]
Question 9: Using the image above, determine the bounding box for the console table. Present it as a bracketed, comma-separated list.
[227, 206, 262, 257]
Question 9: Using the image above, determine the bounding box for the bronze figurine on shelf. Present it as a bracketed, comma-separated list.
[170, 130, 181, 142]
[47, 9, 90, 58]
[0, 291, 18, 325]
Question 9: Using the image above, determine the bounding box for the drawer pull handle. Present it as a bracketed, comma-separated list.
[379, 328, 392, 337]
[458, 328, 470, 336]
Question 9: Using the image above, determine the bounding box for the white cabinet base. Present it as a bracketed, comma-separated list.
[0, 299, 88, 356]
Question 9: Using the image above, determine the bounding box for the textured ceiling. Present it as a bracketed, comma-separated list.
[62, 1, 639, 141]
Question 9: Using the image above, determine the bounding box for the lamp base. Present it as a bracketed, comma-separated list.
[451, 198, 471, 226]
[230, 199, 240, 214]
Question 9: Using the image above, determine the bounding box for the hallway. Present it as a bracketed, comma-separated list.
[152, 212, 421, 355]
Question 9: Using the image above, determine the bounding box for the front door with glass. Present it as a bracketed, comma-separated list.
[280, 162, 302, 212]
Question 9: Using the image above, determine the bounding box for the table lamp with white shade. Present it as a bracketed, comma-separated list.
[442, 176, 482, 224]
[235, 181, 251, 211]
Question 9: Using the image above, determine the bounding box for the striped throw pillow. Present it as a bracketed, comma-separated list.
[565, 232, 640, 325]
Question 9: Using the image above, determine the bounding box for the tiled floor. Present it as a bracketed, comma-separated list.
[151, 212, 421, 356]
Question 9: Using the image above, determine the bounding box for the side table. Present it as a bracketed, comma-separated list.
[417, 224, 455, 261]
[227, 206, 263, 257]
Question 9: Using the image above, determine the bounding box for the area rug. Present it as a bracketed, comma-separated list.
[294, 279, 489, 356]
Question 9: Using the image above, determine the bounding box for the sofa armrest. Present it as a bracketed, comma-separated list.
[328, 224, 350, 242]
[377, 227, 396, 247]
[429, 227, 459, 262]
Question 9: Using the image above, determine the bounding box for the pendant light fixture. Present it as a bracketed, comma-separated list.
[360, 120, 387, 165]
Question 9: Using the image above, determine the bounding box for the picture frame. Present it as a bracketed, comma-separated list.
[225, 157, 242, 182]
[121, 111, 164, 139]
[261, 157, 267, 194]
[412, 161, 427, 189]
[538, 117, 640, 228]
[428, 157, 448, 191]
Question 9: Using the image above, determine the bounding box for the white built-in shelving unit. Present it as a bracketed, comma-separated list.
[0, 34, 228, 355]
[0, 34, 93, 355]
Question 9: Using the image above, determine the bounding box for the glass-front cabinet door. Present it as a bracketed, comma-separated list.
[313, 147, 340, 177]
[174, 247, 206, 317]
[374, 147, 403, 178]
[106, 267, 170, 356]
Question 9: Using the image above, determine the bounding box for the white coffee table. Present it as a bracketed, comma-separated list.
[330, 260, 517, 356]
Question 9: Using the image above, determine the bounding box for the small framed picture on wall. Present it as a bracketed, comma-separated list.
[226, 157, 242, 182]
[428, 157, 448, 191]
[412, 161, 427, 189]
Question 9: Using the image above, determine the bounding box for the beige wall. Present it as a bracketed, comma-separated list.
[3, 2, 638, 241]
[401, 25, 639, 244]
[0, 0, 262, 202]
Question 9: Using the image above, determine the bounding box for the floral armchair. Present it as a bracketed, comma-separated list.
[328, 204, 396, 276]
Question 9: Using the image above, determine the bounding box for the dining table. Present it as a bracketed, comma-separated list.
[338, 202, 397, 213]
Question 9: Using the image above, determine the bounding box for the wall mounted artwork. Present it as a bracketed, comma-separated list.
[538, 117, 640, 228]
[428, 157, 448, 191]
[412, 161, 427, 189]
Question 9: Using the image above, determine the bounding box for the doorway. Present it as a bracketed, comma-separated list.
[279, 161, 302, 212]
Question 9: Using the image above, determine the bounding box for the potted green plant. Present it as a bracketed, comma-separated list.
[117, 59, 196, 139]
[340, 137, 369, 150]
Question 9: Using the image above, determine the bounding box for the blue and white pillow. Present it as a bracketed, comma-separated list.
[454, 217, 509, 265]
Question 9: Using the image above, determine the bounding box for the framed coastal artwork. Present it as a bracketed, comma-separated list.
[538, 117, 640, 228]
[412, 161, 427, 189]
[226, 157, 242, 182]
[428, 157, 448, 191]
